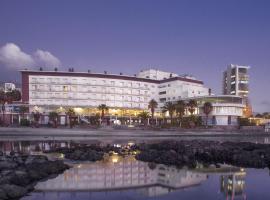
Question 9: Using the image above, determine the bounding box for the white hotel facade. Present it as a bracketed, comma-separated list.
[20, 68, 245, 125]
[21, 69, 209, 112]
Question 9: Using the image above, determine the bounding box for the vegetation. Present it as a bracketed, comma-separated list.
[49, 111, 59, 128]
[175, 100, 186, 127]
[0, 89, 21, 125]
[138, 111, 150, 125]
[203, 102, 213, 127]
[148, 99, 158, 125]
[20, 118, 30, 126]
[162, 102, 175, 124]
[66, 108, 76, 128]
[187, 99, 197, 115]
[19, 106, 28, 119]
[98, 104, 109, 123]
[239, 117, 256, 126]
[32, 112, 41, 128]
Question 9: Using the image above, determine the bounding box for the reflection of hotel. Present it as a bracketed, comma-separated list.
[220, 171, 246, 200]
[35, 156, 207, 197]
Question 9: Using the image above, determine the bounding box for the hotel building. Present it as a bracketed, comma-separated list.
[222, 64, 252, 117]
[222, 64, 249, 97]
[21, 69, 209, 116]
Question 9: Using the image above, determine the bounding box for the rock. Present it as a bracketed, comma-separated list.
[0, 154, 69, 200]
[0, 188, 7, 200]
[9, 151, 15, 156]
[0, 184, 28, 199]
[135, 140, 270, 169]
[0, 161, 18, 170]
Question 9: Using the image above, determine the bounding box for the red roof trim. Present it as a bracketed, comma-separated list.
[20, 71, 204, 85]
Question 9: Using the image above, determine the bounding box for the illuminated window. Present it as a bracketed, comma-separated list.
[63, 86, 68, 92]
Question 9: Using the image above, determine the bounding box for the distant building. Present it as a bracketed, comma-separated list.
[4, 83, 16, 92]
[177, 95, 245, 126]
[222, 64, 249, 97]
[223, 64, 252, 117]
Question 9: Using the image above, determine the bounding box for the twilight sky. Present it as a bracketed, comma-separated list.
[0, 0, 270, 112]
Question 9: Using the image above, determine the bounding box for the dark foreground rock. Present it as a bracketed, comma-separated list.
[0, 155, 69, 200]
[46, 144, 138, 161]
[135, 140, 270, 169]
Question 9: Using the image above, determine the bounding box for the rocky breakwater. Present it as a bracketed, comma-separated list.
[45, 144, 138, 161]
[135, 140, 270, 169]
[0, 153, 69, 200]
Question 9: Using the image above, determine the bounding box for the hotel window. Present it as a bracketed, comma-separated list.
[111, 81, 115, 86]
[63, 86, 68, 92]
[32, 85, 37, 90]
[71, 86, 77, 92]
[120, 82, 124, 87]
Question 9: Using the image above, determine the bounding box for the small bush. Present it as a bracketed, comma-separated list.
[20, 119, 30, 126]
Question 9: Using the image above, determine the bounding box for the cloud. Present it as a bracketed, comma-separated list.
[0, 43, 61, 70]
[0, 43, 34, 69]
[34, 49, 61, 67]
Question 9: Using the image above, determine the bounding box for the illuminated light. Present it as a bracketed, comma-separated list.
[240, 168, 245, 172]
[128, 142, 135, 146]
[77, 164, 81, 168]
[74, 107, 83, 114]
[59, 153, 64, 159]
[112, 158, 118, 163]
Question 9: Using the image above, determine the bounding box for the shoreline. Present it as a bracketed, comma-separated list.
[0, 127, 269, 138]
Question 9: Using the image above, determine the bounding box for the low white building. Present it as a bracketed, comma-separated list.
[195, 95, 245, 126]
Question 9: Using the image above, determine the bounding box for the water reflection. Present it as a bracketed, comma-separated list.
[220, 172, 246, 200]
[19, 153, 270, 200]
[34, 156, 207, 197]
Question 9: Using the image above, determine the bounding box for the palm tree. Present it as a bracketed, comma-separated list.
[175, 100, 186, 127]
[203, 102, 213, 127]
[98, 104, 109, 123]
[162, 102, 175, 124]
[19, 106, 28, 120]
[148, 99, 158, 125]
[187, 99, 197, 115]
[138, 111, 150, 126]
[66, 108, 76, 128]
[32, 112, 41, 128]
[49, 111, 59, 128]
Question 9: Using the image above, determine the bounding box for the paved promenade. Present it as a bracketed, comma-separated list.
[0, 127, 267, 138]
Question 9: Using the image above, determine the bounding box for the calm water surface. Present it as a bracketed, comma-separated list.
[20, 156, 270, 200]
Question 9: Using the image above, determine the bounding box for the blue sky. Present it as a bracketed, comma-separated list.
[0, 0, 270, 112]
